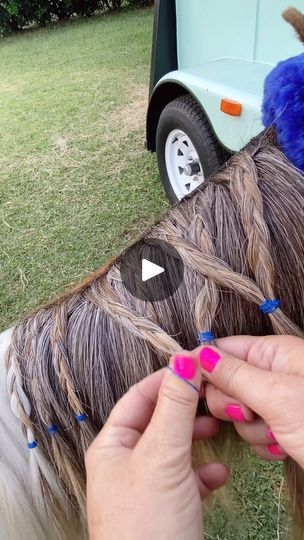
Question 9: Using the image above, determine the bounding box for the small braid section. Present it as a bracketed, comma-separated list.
[51, 304, 87, 414]
[84, 277, 182, 357]
[191, 186, 219, 339]
[8, 304, 91, 527]
[152, 233, 304, 339]
[7, 342, 36, 443]
[6, 336, 71, 536]
[229, 146, 304, 540]
[229, 151, 276, 298]
[49, 302, 94, 517]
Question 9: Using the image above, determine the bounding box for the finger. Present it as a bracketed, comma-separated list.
[235, 417, 273, 445]
[215, 335, 304, 376]
[205, 383, 254, 423]
[195, 463, 228, 499]
[192, 416, 220, 441]
[196, 345, 302, 421]
[95, 369, 166, 450]
[251, 443, 287, 461]
[109, 411, 220, 452]
[214, 335, 266, 361]
[145, 351, 201, 449]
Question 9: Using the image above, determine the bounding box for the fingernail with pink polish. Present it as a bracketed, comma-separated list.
[267, 429, 277, 442]
[199, 347, 221, 373]
[225, 404, 246, 423]
[268, 444, 286, 456]
[173, 355, 196, 380]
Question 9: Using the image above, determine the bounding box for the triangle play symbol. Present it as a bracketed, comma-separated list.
[141, 258, 165, 282]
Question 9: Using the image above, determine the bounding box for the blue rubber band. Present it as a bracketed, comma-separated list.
[47, 424, 58, 435]
[166, 366, 199, 393]
[28, 440, 38, 449]
[198, 331, 215, 343]
[259, 298, 280, 314]
[75, 413, 87, 423]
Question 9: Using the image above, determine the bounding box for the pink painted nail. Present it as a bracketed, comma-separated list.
[199, 347, 221, 373]
[268, 444, 286, 456]
[225, 404, 246, 423]
[267, 429, 277, 442]
[173, 355, 196, 380]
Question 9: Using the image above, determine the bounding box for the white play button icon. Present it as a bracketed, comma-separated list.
[120, 238, 184, 302]
[141, 258, 165, 282]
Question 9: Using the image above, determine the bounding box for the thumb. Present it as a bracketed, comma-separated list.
[196, 345, 285, 420]
[145, 352, 201, 449]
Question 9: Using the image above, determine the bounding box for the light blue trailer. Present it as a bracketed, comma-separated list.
[146, 0, 303, 202]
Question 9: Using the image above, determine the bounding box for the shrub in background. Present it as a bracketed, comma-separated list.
[47, 0, 73, 21]
[103, 0, 124, 10]
[0, 0, 102, 32]
[0, 0, 153, 34]
[127, 0, 154, 7]
[72, 0, 101, 16]
[0, 0, 50, 31]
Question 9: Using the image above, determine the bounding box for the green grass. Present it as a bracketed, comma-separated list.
[205, 445, 288, 539]
[0, 8, 169, 328]
[0, 8, 288, 539]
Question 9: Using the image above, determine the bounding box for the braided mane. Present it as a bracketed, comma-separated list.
[4, 131, 304, 539]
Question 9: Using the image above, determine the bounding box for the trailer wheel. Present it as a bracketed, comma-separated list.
[156, 95, 230, 203]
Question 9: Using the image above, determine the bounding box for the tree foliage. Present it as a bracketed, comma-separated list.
[0, 0, 152, 34]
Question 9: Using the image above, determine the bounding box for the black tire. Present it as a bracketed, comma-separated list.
[156, 94, 230, 204]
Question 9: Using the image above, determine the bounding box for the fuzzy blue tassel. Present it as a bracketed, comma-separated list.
[262, 53, 304, 173]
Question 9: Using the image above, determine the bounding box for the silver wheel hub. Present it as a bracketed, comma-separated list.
[165, 129, 204, 200]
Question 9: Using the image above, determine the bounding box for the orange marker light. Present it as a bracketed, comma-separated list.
[220, 98, 242, 117]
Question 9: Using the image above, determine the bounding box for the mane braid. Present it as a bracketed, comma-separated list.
[3, 129, 304, 539]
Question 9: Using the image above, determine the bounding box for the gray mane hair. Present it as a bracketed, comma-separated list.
[2, 130, 304, 539]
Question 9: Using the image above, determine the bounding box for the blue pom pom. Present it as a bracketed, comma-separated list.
[28, 440, 38, 449]
[259, 298, 280, 314]
[75, 413, 87, 423]
[262, 53, 304, 172]
[198, 331, 215, 343]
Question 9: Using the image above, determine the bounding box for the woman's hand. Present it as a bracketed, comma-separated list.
[200, 335, 304, 466]
[85, 353, 228, 540]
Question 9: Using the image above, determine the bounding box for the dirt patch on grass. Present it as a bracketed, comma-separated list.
[109, 84, 148, 137]
[14, 84, 150, 179]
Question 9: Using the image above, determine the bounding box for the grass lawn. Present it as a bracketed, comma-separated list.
[0, 7, 169, 329]
[0, 7, 287, 539]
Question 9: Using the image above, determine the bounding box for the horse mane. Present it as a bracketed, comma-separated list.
[3, 129, 304, 539]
